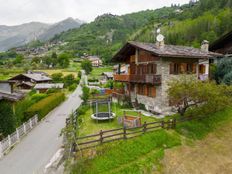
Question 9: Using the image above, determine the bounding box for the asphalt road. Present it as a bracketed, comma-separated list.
[0, 85, 82, 174]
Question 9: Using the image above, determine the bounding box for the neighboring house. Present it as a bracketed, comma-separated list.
[112, 40, 221, 114]
[102, 72, 113, 80]
[209, 30, 232, 57]
[0, 81, 24, 102]
[86, 56, 103, 67]
[9, 71, 52, 89]
[34, 83, 64, 93]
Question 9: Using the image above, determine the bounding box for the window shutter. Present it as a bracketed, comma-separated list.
[152, 87, 156, 97]
[170, 63, 174, 74]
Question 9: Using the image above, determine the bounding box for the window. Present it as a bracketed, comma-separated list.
[148, 86, 156, 97]
[148, 64, 157, 74]
[170, 63, 196, 75]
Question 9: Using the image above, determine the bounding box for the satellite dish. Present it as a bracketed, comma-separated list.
[156, 34, 164, 42]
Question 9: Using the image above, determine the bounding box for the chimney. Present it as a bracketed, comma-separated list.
[201, 40, 209, 52]
[155, 27, 165, 48]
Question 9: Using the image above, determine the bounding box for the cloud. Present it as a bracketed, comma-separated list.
[0, 0, 189, 25]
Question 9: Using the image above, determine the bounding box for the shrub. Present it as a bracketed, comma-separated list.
[51, 73, 63, 83]
[25, 93, 65, 120]
[68, 84, 77, 91]
[63, 74, 75, 87]
[81, 60, 92, 75]
[76, 105, 89, 116]
[88, 77, 98, 82]
[78, 71, 82, 78]
[81, 86, 90, 104]
[0, 101, 16, 137]
[47, 88, 60, 94]
[31, 93, 48, 103]
[168, 75, 232, 116]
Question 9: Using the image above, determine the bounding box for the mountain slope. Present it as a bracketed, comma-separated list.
[50, 0, 232, 63]
[51, 8, 177, 62]
[0, 18, 83, 51]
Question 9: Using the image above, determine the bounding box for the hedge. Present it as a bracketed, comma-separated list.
[25, 93, 65, 120]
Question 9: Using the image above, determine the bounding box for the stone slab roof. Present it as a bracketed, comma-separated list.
[34, 83, 64, 89]
[0, 91, 24, 102]
[113, 41, 222, 61]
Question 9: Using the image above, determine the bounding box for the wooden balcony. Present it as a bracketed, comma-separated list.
[113, 74, 130, 82]
[114, 74, 161, 85]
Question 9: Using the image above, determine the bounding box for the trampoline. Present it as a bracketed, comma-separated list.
[90, 98, 116, 121]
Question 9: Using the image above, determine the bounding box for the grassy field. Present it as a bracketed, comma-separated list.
[78, 104, 157, 136]
[71, 130, 181, 174]
[0, 68, 24, 80]
[88, 66, 113, 79]
[70, 107, 232, 174]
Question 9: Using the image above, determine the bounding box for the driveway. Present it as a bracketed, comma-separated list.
[0, 85, 82, 174]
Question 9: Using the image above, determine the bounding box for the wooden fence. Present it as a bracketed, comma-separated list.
[76, 119, 177, 151]
[0, 115, 38, 158]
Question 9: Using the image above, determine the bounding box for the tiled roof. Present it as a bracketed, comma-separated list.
[113, 41, 222, 61]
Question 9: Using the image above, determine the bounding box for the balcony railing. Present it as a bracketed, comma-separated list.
[114, 74, 161, 85]
[113, 74, 130, 82]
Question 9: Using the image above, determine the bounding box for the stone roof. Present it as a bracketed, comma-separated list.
[0, 91, 24, 102]
[102, 72, 113, 78]
[10, 73, 52, 82]
[112, 41, 222, 61]
[23, 73, 52, 82]
[34, 83, 64, 89]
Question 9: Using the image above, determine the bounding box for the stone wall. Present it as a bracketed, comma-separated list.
[133, 58, 199, 114]
[0, 82, 12, 93]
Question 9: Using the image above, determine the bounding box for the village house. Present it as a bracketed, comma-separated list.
[112, 38, 221, 114]
[86, 55, 103, 67]
[34, 83, 64, 93]
[0, 80, 24, 102]
[210, 30, 232, 57]
[9, 71, 52, 90]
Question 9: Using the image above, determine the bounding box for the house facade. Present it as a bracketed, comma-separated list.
[209, 30, 232, 57]
[112, 41, 221, 114]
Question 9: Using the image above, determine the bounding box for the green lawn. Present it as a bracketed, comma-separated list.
[78, 104, 157, 136]
[0, 68, 24, 80]
[88, 66, 113, 79]
[69, 107, 232, 174]
[71, 130, 181, 174]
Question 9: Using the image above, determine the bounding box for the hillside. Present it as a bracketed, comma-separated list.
[0, 18, 83, 51]
[51, 7, 178, 63]
[50, 0, 232, 63]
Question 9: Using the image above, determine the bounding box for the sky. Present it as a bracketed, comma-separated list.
[0, 0, 190, 26]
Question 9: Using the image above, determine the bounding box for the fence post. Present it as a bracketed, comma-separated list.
[172, 118, 176, 129]
[143, 122, 147, 133]
[8, 135, 11, 147]
[35, 115, 38, 124]
[161, 120, 165, 129]
[30, 118, 33, 129]
[99, 130, 103, 144]
[23, 123, 27, 134]
[123, 127, 127, 140]
[16, 128, 20, 142]
[0, 141, 3, 158]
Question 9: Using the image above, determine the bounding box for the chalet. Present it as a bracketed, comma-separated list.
[210, 30, 232, 57]
[102, 72, 113, 80]
[112, 39, 221, 114]
[34, 83, 64, 93]
[86, 56, 103, 67]
[0, 81, 24, 102]
[9, 71, 52, 89]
